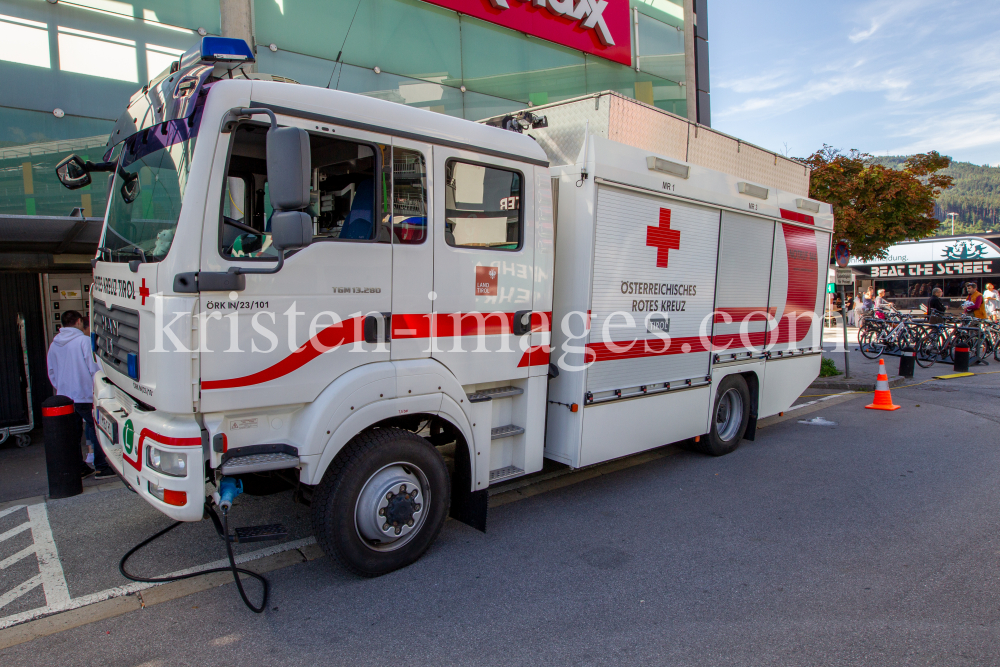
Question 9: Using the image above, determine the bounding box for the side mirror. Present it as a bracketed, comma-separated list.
[270, 211, 312, 250]
[266, 127, 311, 210]
[120, 175, 140, 203]
[55, 155, 92, 190]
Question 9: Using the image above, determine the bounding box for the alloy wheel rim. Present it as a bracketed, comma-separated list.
[354, 462, 430, 552]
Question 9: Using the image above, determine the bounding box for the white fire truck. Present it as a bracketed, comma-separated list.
[59, 38, 832, 576]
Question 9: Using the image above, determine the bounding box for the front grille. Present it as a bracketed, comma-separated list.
[93, 301, 140, 380]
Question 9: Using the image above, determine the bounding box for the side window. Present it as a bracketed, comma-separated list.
[444, 160, 521, 250]
[314, 142, 379, 241]
[219, 124, 383, 260]
[392, 148, 427, 244]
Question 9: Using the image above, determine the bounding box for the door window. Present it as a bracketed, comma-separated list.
[392, 147, 427, 244]
[444, 160, 522, 251]
[219, 124, 386, 260]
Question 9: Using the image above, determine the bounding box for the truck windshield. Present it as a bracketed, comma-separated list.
[102, 118, 199, 263]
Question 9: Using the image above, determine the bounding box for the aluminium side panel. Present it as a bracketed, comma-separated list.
[585, 184, 720, 394]
[525, 95, 612, 168]
[578, 385, 712, 467]
[712, 211, 775, 354]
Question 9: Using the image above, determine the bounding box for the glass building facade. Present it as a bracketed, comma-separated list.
[0, 0, 696, 219]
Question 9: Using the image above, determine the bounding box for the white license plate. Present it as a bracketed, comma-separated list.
[96, 406, 119, 444]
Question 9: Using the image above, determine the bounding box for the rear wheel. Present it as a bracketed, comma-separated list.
[312, 427, 450, 577]
[915, 330, 938, 368]
[697, 375, 750, 457]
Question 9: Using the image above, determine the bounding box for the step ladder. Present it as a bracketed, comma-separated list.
[219, 444, 300, 475]
[467, 385, 526, 485]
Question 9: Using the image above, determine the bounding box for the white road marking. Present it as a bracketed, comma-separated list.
[0, 575, 42, 611]
[26, 504, 70, 606]
[0, 523, 30, 543]
[0, 546, 35, 570]
[785, 391, 855, 413]
[0, 505, 26, 521]
[0, 535, 316, 629]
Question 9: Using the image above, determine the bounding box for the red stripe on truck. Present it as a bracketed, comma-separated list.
[713, 307, 776, 323]
[779, 209, 815, 225]
[771, 224, 820, 345]
[391, 312, 552, 339]
[202, 316, 365, 390]
[203, 312, 553, 390]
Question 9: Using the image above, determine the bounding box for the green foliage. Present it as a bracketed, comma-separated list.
[803, 146, 954, 261]
[819, 357, 841, 377]
[873, 156, 1000, 235]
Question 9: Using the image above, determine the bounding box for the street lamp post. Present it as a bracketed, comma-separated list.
[947, 212, 957, 235]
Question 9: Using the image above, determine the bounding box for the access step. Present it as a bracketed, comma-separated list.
[232, 523, 288, 544]
[490, 424, 525, 440]
[489, 465, 525, 483]
[467, 386, 524, 402]
[219, 444, 300, 475]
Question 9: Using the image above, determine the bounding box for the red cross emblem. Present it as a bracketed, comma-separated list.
[139, 278, 150, 305]
[646, 207, 681, 268]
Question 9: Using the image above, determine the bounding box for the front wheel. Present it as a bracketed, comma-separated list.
[311, 427, 450, 577]
[697, 375, 751, 457]
[859, 329, 884, 359]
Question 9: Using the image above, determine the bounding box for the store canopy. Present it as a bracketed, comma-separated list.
[0, 211, 101, 270]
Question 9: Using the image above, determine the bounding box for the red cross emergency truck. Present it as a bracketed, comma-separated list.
[57, 38, 833, 577]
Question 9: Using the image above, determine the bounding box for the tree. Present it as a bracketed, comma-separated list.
[803, 146, 953, 261]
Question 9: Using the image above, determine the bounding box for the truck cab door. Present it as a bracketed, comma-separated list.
[429, 147, 535, 386]
[197, 117, 394, 414]
[389, 138, 434, 361]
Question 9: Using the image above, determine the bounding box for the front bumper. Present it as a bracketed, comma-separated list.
[94, 374, 207, 522]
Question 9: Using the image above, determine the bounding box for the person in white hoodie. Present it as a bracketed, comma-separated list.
[47, 310, 113, 479]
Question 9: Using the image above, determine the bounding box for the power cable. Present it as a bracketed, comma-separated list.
[119, 503, 269, 613]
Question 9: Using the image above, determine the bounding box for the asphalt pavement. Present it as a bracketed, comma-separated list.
[2, 360, 1000, 665]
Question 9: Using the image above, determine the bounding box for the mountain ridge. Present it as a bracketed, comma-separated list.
[871, 156, 1000, 236]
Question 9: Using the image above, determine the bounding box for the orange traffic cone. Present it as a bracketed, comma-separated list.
[865, 358, 901, 411]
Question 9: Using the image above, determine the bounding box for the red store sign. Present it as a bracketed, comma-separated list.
[421, 0, 632, 66]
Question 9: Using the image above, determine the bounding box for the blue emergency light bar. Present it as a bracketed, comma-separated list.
[180, 36, 255, 71]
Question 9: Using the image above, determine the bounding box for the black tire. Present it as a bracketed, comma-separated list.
[859, 329, 884, 359]
[311, 427, 450, 577]
[914, 331, 936, 368]
[696, 374, 751, 457]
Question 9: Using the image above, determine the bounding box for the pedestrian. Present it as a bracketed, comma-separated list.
[963, 282, 987, 319]
[874, 288, 893, 319]
[927, 287, 947, 324]
[984, 282, 999, 322]
[46, 310, 114, 479]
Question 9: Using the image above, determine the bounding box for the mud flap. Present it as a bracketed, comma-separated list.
[449, 436, 488, 532]
[744, 412, 757, 442]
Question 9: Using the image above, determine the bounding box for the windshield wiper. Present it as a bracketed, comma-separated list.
[105, 225, 147, 262]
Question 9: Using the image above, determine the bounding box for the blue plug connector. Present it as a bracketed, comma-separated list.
[218, 477, 243, 512]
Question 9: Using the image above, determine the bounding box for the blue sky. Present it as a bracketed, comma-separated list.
[709, 0, 1000, 166]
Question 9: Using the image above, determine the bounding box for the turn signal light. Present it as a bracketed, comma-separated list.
[149, 480, 187, 506]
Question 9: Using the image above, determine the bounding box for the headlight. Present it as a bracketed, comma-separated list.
[146, 446, 188, 477]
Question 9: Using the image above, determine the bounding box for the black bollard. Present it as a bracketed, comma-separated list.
[954, 346, 970, 374]
[42, 395, 83, 499]
[899, 347, 915, 378]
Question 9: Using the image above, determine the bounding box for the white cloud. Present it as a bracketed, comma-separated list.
[712, 0, 1000, 162]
